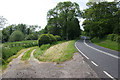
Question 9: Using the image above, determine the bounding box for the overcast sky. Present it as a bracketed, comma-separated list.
[0, 0, 115, 30]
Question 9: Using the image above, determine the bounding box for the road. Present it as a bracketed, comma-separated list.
[75, 36, 119, 79]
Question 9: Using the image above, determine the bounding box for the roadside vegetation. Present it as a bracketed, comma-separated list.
[91, 34, 120, 51]
[82, 1, 119, 51]
[2, 40, 37, 70]
[34, 40, 77, 64]
[1, 0, 119, 71]
[21, 47, 37, 61]
[2, 48, 29, 71]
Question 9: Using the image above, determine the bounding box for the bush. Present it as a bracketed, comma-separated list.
[25, 34, 35, 40]
[107, 34, 115, 41]
[38, 34, 51, 47]
[91, 37, 100, 43]
[9, 30, 24, 42]
[2, 46, 23, 61]
[48, 34, 56, 43]
[55, 35, 61, 41]
[40, 44, 50, 50]
[107, 34, 120, 43]
[115, 35, 120, 43]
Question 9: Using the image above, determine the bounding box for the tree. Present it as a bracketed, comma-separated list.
[83, 1, 119, 39]
[15, 24, 27, 34]
[9, 30, 24, 42]
[38, 34, 51, 47]
[0, 16, 7, 30]
[25, 34, 35, 40]
[2, 29, 9, 42]
[47, 1, 81, 40]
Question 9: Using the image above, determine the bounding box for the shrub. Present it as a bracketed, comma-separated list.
[38, 34, 51, 47]
[2, 46, 23, 61]
[25, 34, 35, 40]
[107, 34, 120, 43]
[55, 35, 61, 41]
[91, 37, 100, 43]
[40, 44, 50, 50]
[48, 34, 56, 43]
[115, 35, 120, 43]
[107, 34, 115, 41]
[9, 30, 24, 42]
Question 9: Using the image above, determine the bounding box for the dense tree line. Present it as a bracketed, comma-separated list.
[1, 24, 40, 43]
[1, 1, 82, 43]
[41, 1, 82, 40]
[1, 1, 119, 43]
[82, 1, 120, 39]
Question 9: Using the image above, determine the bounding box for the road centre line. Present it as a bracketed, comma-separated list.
[75, 42, 89, 59]
[91, 61, 98, 66]
[83, 38, 119, 59]
[103, 71, 115, 80]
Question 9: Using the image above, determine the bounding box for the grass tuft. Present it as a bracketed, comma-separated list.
[91, 38, 120, 51]
[21, 47, 37, 61]
[34, 40, 77, 64]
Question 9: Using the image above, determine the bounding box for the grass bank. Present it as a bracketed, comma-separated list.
[2, 40, 37, 68]
[91, 38, 120, 51]
[2, 48, 29, 71]
[34, 40, 77, 63]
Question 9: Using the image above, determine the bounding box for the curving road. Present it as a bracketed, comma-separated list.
[75, 36, 120, 79]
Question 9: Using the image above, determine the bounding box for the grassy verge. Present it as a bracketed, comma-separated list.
[91, 38, 120, 51]
[21, 47, 37, 61]
[2, 48, 29, 71]
[34, 40, 77, 63]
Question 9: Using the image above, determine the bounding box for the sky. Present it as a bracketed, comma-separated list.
[0, 0, 115, 30]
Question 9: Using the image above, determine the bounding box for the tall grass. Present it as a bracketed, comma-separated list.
[2, 40, 38, 69]
[91, 38, 119, 51]
[21, 47, 37, 61]
[34, 40, 77, 63]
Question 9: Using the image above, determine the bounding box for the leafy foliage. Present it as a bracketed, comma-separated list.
[107, 34, 120, 43]
[40, 44, 50, 50]
[9, 30, 24, 42]
[48, 34, 56, 43]
[38, 34, 51, 47]
[2, 40, 37, 65]
[46, 1, 81, 40]
[25, 34, 36, 40]
[38, 34, 62, 47]
[2, 24, 40, 43]
[83, 1, 119, 39]
[55, 35, 62, 41]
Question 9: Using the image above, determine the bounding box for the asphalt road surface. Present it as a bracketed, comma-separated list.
[75, 36, 120, 79]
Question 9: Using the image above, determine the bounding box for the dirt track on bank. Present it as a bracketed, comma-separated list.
[2, 49, 98, 78]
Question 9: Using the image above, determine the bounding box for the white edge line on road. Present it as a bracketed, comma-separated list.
[83, 38, 119, 59]
[91, 61, 98, 66]
[103, 71, 115, 80]
[75, 42, 89, 59]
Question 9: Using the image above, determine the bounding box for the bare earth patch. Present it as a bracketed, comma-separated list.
[2, 49, 98, 78]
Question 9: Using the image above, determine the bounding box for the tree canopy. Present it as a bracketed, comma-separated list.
[46, 1, 81, 40]
[82, 1, 120, 39]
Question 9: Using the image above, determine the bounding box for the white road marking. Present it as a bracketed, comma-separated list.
[75, 42, 89, 59]
[91, 61, 98, 66]
[103, 71, 115, 80]
[83, 38, 119, 59]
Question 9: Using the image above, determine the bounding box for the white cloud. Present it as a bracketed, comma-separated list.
[0, 0, 116, 30]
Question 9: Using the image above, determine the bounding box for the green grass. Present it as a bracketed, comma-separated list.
[2, 40, 38, 68]
[21, 47, 37, 61]
[34, 40, 77, 63]
[91, 38, 119, 51]
[3, 40, 37, 45]
[2, 48, 29, 71]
